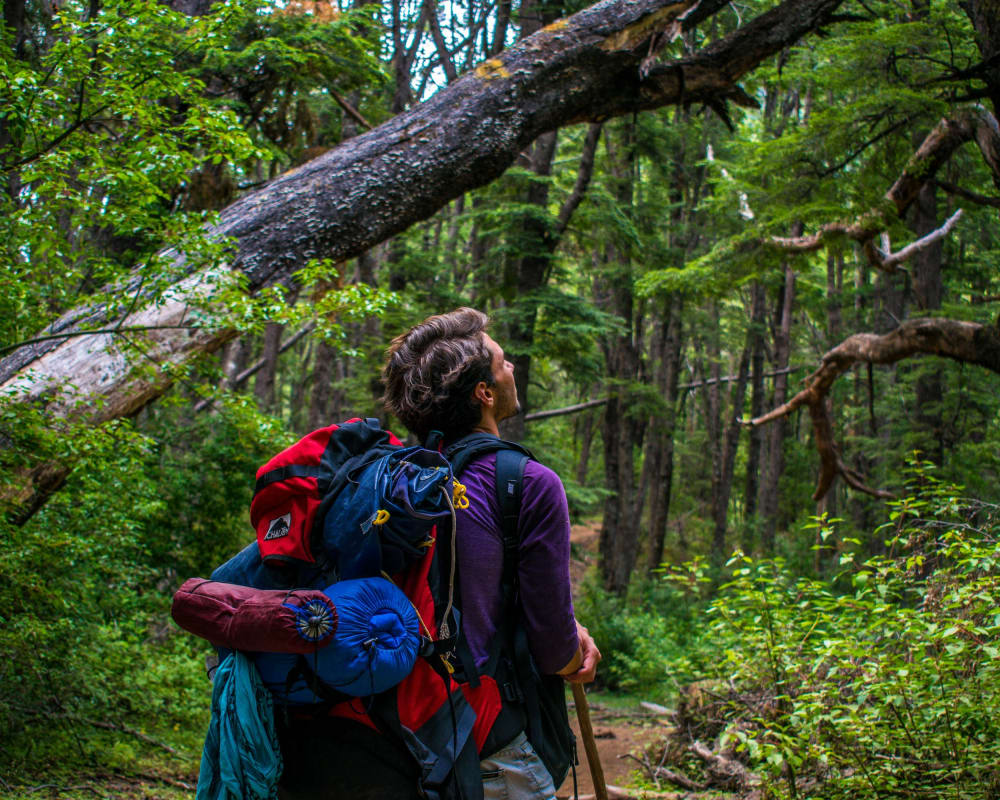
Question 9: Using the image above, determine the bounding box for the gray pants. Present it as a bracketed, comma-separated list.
[480, 732, 557, 799]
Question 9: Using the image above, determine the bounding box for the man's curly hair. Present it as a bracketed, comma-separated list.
[382, 308, 495, 444]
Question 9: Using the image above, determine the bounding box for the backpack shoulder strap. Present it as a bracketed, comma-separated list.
[446, 433, 532, 478]
[494, 448, 529, 595]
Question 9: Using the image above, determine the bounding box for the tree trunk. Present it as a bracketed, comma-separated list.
[576, 406, 598, 487]
[598, 119, 644, 595]
[1, 0, 849, 423]
[760, 258, 796, 552]
[254, 322, 284, 413]
[646, 295, 683, 570]
[815, 249, 843, 547]
[713, 337, 751, 564]
[502, 129, 559, 442]
[307, 341, 340, 429]
[964, 0, 1000, 120]
[910, 180, 945, 463]
[703, 303, 725, 564]
[742, 282, 767, 552]
[221, 337, 250, 390]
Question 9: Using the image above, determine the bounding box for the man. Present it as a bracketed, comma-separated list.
[382, 307, 601, 799]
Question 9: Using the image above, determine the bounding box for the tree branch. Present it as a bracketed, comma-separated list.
[0, 325, 202, 356]
[423, 0, 457, 83]
[878, 208, 963, 271]
[767, 107, 1000, 272]
[0, 0, 853, 517]
[192, 323, 315, 412]
[932, 178, 1000, 208]
[555, 122, 602, 238]
[746, 318, 1000, 499]
[329, 88, 372, 131]
[524, 396, 609, 422]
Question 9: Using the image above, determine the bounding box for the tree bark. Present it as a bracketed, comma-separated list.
[713, 335, 750, 564]
[646, 295, 683, 570]
[910, 180, 945, 463]
[307, 340, 340, 429]
[500, 0, 601, 439]
[254, 322, 283, 413]
[742, 282, 766, 553]
[760, 259, 796, 552]
[703, 304, 725, 565]
[0, 0, 849, 424]
[598, 119, 644, 595]
[575, 403, 599, 487]
[964, 0, 1000, 121]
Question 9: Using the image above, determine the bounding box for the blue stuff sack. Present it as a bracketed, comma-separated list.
[323, 447, 457, 580]
[254, 577, 420, 703]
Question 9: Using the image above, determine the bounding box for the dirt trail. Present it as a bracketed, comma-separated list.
[556, 698, 670, 798]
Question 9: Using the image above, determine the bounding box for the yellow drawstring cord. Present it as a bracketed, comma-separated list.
[452, 479, 469, 509]
[371, 509, 390, 526]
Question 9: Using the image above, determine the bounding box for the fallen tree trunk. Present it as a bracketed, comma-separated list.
[0, 0, 847, 421]
[0, 0, 850, 520]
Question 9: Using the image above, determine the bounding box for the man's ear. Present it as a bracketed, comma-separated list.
[473, 381, 493, 407]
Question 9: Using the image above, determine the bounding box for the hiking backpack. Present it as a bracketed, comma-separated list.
[172, 418, 573, 798]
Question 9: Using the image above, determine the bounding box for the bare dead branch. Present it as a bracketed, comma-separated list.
[132, 772, 195, 790]
[0, 325, 202, 356]
[690, 740, 757, 790]
[878, 208, 963, 271]
[747, 317, 1000, 499]
[14, 707, 180, 756]
[768, 208, 963, 273]
[767, 107, 1000, 272]
[524, 367, 803, 423]
[524, 397, 608, 422]
[652, 765, 708, 790]
[680, 365, 800, 390]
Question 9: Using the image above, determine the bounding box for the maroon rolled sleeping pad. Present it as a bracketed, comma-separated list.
[171, 578, 338, 653]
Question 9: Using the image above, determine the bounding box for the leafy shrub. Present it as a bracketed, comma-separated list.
[576, 567, 715, 698]
[700, 464, 1000, 798]
[0, 395, 285, 782]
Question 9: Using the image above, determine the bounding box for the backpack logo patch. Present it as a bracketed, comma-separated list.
[264, 513, 292, 540]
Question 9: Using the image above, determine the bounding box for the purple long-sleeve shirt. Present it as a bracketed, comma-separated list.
[455, 452, 579, 675]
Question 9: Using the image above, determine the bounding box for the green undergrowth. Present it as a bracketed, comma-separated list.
[0, 395, 282, 796]
[575, 566, 715, 703]
[576, 460, 1000, 799]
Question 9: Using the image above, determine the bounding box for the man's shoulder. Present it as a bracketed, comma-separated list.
[456, 447, 564, 494]
[522, 457, 566, 498]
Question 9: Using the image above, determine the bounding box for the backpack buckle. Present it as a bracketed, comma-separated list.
[501, 681, 523, 703]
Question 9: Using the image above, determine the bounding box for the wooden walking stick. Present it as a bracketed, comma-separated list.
[571, 682, 609, 800]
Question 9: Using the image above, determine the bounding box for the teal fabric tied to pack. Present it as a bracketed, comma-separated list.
[197, 651, 283, 800]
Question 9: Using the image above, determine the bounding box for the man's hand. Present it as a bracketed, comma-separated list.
[562, 620, 601, 684]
